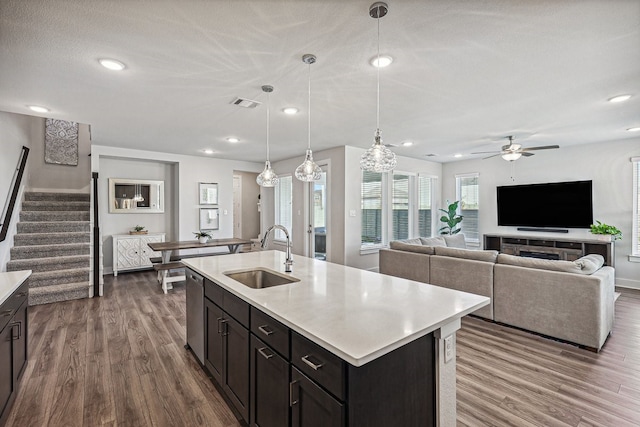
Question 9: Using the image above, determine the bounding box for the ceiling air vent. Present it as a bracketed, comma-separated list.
[231, 97, 261, 108]
[424, 153, 437, 157]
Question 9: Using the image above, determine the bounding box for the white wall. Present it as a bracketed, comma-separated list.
[442, 138, 640, 288]
[0, 111, 35, 271]
[91, 145, 263, 272]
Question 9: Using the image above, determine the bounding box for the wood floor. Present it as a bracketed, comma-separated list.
[4, 271, 640, 426]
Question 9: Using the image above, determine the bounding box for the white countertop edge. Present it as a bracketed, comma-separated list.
[0, 270, 32, 306]
[184, 255, 489, 367]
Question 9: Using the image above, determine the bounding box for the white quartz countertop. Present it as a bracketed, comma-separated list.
[0, 270, 31, 305]
[183, 251, 489, 366]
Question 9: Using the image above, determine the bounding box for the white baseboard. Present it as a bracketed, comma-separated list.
[615, 277, 640, 290]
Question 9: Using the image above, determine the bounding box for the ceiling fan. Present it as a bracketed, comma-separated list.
[472, 136, 559, 161]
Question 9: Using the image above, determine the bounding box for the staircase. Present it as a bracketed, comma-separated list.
[7, 192, 92, 305]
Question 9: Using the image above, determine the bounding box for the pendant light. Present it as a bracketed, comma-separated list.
[256, 85, 279, 187]
[295, 54, 323, 182]
[360, 2, 397, 173]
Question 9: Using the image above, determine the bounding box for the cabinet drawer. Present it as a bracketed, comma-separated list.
[251, 307, 289, 358]
[557, 241, 583, 250]
[3, 280, 28, 313]
[223, 290, 249, 328]
[291, 331, 345, 401]
[204, 278, 223, 306]
[528, 239, 555, 247]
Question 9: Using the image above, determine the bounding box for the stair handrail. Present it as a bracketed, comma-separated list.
[0, 146, 29, 242]
[92, 172, 100, 297]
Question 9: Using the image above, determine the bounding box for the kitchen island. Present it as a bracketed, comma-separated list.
[183, 250, 489, 427]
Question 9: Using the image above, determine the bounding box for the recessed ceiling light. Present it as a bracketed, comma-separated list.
[203, 149, 214, 155]
[454, 153, 463, 158]
[628, 127, 640, 132]
[99, 58, 126, 71]
[401, 141, 413, 147]
[28, 105, 49, 113]
[283, 107, 299, 115]
[227, 137, 240, 143]
[608, 94, 631, 103]
[370, 55, 393, 68]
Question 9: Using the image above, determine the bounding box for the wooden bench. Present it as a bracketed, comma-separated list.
[153, 261, 185, 294]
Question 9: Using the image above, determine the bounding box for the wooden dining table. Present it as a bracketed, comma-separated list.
[148, 238, 252, 293]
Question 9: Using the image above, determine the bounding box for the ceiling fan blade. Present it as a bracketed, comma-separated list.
[521, 145, 560, 151]
[471, 151, 501, 154]
[521, 152, 535, 157]
[483, 153, 502, 159]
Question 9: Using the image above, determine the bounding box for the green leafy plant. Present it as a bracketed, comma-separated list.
[589, 221, 622, 240]
[133, 225, 145, 232]
[193, 231, 212, 239]
[439, 200, 463, 235]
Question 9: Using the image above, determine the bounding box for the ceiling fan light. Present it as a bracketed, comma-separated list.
[502, 152, 522, 161]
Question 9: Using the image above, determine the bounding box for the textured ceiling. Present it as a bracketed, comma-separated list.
[0, 0, 638, 163]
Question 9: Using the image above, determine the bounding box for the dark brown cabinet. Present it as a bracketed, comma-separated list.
[291, 367, 345, 427]
[204, 282, 249, 422]
[249, 335, 289, 427]
[0, 279, 29, 425]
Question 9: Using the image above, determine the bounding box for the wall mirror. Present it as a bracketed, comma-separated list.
[108, 178, 164, 213]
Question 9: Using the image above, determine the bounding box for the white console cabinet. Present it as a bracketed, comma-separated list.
[112, 233, 165, 276]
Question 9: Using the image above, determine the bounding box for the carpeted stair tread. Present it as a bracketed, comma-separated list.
[11, 242, 90, 259]
[20, 211, 90, 222]
[29, 281, 91, 306]
[24, 192, 90, 202]
[7, 255, 90, 273]
[21, 200, 90, 211]
[13, 231, 90, 246]
[28, 268, 90, 288]
[17, 221, 90, 233]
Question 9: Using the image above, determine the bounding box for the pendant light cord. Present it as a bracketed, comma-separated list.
[308, 61, 312, 150]
[376, 6, 381, 133]
[266, 91, 270, 161]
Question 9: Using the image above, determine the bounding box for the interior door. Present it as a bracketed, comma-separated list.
[308, 168, 328, 261]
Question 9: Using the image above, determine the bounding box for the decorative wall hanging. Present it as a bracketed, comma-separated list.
[44, 118, 79, 166]
[199, 182, 218, 205]
[200, 208, 219, 230]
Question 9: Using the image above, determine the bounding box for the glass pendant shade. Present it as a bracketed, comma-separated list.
[360, 129, 397, 172]
[257, 160, 279, 187]
[295, 149, 322, 181]
[501, 152, 522, 161]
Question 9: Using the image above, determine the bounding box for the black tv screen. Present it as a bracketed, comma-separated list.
[497, 180, 593, 228]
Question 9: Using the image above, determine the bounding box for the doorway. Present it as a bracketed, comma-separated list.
[308, 165, 328, 261]
[233, 175, 241, 238]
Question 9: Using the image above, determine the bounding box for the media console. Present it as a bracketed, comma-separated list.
[484, 234, 614, 267]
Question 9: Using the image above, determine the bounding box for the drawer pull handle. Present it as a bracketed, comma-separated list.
[0, 310, 13, 317]
[258, 325, 274, 336]
[289, 380, 299, 406]
[258, 347, 274, 360]
[301, 354, 324, 370]
[217, 317, 226, 334]
[15, 292, 27, 297]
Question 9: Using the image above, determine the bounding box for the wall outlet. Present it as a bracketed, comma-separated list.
[223, 209, 228, 215]
[444, 335, 453, 363]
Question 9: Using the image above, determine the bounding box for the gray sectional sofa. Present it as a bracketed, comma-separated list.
[379, 236, 615, 351]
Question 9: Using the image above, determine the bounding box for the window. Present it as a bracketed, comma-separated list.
[456, 173, 480, 244]
[361, 172, 435, 248]
[361, 171, 383, 246]
[274, 175, 292, 240]
[392, 173, 411, 240]
[633, 157, 640, 256]
[418, 175, 433, 237]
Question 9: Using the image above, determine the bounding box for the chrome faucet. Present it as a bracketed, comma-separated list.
[261, 225, 293, 272]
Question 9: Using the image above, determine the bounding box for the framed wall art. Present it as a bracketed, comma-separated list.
[199, 182, 218, 205]
[199, 208, 219, 230]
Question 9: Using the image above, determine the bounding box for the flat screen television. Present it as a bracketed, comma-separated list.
[496, 180, 593, 229]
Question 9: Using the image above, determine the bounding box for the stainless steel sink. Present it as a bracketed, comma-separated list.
[223, 267, 300, 289]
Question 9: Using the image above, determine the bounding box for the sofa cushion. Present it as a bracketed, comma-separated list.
[443, 234, 467, 248]
[389, 241, 435, 255]
[396, 237, 422, 245]
[496, 253, 602, 275]
[419, 236, 446, 247]
[434, 246, 498, 263]
[574, 254, 605, 274]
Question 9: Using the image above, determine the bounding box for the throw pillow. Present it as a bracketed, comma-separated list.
[389, 241, 435, 255]
[443, 234, 467, 249]
[419, 236, 446, 247]
[434, 246, 498, 263]
[574, 254, 605, 274]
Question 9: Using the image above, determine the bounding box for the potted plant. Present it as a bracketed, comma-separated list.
[129, 225, 147, 235]
[439, 200, 463, 235]
[194, 231, 212, 244]
[589, 220, 622, 241]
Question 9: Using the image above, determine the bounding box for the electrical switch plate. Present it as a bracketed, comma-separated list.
[444, 335, 453, 363]
[349, 209, 356, 217]
[223, 209, 228, 215]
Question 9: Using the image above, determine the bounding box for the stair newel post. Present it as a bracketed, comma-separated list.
[92, 172, 100, 297]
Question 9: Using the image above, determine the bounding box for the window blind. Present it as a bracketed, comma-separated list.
[456, 174, 480, 241]
[392, 174, 410, 240]
[418, 176, 432, 237]
[361, 171, 383, 245]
